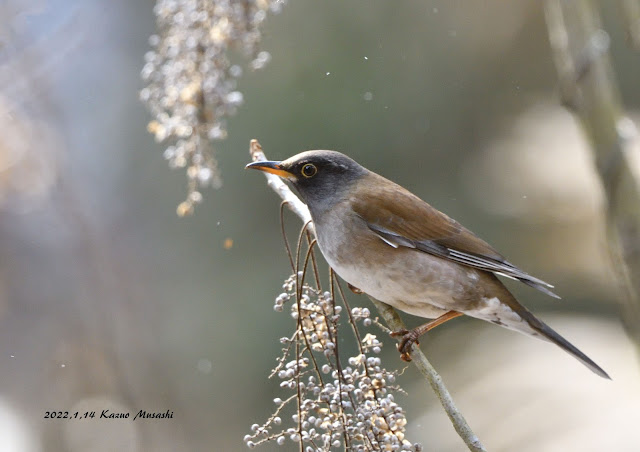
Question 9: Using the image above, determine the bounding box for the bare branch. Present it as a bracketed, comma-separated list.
[545, 0, 640, 348]
[248, 139, 487, 452]
[368, 297, 486, 452]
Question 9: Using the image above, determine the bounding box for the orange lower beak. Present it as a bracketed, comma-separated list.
[245, 161, 295, 179]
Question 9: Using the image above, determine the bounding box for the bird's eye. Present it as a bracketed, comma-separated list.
[301, 163, 317, 178]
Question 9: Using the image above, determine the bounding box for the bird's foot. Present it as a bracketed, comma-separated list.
[348, 283, 363, 294]
[390, 312, 462, 361]
[390, 329, 420, 362]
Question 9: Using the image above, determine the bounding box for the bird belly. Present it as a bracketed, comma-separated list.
[344, 254, 470, 311]
[315, 213, 472, 319]
[325, 245, 539, 339]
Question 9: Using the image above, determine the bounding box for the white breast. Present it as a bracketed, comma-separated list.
[313, 208, 451, 319]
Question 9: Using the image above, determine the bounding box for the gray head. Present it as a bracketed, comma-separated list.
[246, 150, 368, 214]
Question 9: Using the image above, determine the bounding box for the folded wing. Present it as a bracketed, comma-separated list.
[350, 177, 559, 299]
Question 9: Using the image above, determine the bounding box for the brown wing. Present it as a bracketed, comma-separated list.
[350, 174, 559, 298]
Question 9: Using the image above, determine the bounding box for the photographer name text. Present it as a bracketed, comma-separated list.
[44, 410, 174, 421]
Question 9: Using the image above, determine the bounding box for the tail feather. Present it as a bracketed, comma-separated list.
[468, 277, 610, 379]
[523, 311, 611, 379]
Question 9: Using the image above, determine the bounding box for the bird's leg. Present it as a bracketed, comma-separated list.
[348, 283, 363, 294]
[390, 311, 463, 361]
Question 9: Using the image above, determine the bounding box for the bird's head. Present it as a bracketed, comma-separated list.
[246, 150, 368, 214]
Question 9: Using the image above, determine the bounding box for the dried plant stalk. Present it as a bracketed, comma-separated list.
[244, 232, 422, 451]
[141, 0, 286, 215]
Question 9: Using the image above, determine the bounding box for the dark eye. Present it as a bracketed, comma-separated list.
[301, 163, 317, 178]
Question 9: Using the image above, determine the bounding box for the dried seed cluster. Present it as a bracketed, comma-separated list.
[245, 272, 422, 451]
[140, 0, 286, 215]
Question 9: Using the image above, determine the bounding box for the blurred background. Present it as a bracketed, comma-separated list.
[1, 0, 639, 451]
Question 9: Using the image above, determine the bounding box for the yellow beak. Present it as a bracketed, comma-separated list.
[245, 160, 295, 179]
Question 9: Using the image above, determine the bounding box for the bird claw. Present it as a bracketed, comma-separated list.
[390, 329, 420, 361]
[348, 283, 363, 294]
[400, 352, 412, 362]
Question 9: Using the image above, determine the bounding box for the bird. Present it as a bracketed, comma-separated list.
[246, 150, 610, 379]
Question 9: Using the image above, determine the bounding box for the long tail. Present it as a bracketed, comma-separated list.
[468, 276, 611, 379]
[518, 307, 611, 379]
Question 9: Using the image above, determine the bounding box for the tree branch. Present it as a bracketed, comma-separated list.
[545, 0, 640, 348]
[248, 139, 487, 452]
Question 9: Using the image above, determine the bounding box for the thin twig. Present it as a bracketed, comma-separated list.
[333, 272, 370, 372]
[283, 215, 326, 390]
[249, 139, 487, 452]
[306, 230, 322, 291]
[322, 272, 356, 451]
[269, 330, 299, 379]
[280, 201, 296, 272]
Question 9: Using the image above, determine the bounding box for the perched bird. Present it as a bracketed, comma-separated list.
[247, 150, 610, 379]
